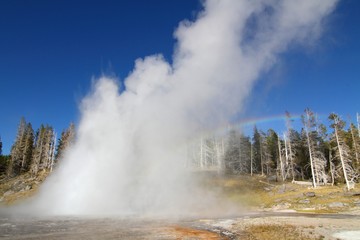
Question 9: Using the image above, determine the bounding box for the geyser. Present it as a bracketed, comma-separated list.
[18, 0, 338, 216]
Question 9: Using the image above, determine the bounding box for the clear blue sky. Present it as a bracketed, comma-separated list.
[0, 0, 359, 154]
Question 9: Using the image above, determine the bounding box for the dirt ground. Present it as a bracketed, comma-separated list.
[1, 174, 360, 239]
[0, 212, 359, 240]
[203, 212, 360, 240]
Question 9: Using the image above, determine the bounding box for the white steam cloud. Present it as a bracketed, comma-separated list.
[20, 0, 338, 216]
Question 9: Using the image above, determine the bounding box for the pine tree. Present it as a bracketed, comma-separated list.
[20, 123, 34, 172]
[31, 125, 55, 175]
[349, 122, 360, 169]
[258, 132, 270, 176]
[252, 126, 263, 175]
[8, 117, 27, 177]
[214, 136, 225, 173]
[224, 129, 240, 174]
[302, 108, 328, 188]
[277, 135, 286, 181]
[55, 123, 75, 161]
[239, 134, 251, 174]
[285, 112, 297, 181]
[329, 113, 357, 190]
[0, 135, 2, 156]
[265, 129, 279, 176]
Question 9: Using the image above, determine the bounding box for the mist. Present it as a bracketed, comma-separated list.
[12, 0, 338, 216]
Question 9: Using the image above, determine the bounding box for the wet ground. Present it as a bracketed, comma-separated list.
[0, 212, 359, 239]
[0, 216, 226, 240]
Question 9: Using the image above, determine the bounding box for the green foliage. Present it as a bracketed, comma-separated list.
[0, 136, 2, 156]
[8, 117, 28, 177]
[252, 126, 263, 174]
[0, 155, 10, 175]
[55, 123, 75, 161]
[265, 129, 279, 172]
[31, 124, 56, 175]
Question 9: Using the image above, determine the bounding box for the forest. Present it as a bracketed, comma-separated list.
[0, 118, 74, 178]
[0, 108, 359, 191]
[186, 109, 360, 190]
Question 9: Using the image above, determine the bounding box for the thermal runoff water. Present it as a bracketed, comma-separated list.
[16, 0, 338, 216]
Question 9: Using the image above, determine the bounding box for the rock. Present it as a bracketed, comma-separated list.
[304, 192, 316, 197]
[278, 185, 286, 194]
[3, 190, 14, 196]
[267, 175, 277, 182]
[272, 202, 291, 210]
[344, 192, 360, 197]
[328, 202, 347, 208]
[298, 199, 310, 204]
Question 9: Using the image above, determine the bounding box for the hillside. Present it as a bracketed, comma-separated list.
[1, 172, 360, 215]
[0, 171, 49, 205]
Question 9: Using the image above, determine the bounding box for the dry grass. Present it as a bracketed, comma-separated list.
[199, 174, 360, 213]
[240, 224, 324, 240]
[199, 174, 267, 208]
[1, 171, 360, 214]
[0, 170, 49, 205]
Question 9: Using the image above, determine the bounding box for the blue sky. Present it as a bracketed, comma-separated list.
[0, 0, 359, 154]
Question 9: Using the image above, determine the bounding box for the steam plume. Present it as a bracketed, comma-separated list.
[24, 0, 337, 216]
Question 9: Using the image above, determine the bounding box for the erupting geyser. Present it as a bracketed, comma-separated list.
[12, 0, 338, 216]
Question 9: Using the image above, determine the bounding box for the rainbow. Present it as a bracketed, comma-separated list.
[205, 113, 328, 137]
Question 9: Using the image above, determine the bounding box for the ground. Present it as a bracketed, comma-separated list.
[0, 213, 359, 239]
[0, 173, 360, 239]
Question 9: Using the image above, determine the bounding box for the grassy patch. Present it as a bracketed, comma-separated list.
[0, 170, 49, 205]
[197, 174, 360, 213]
[241, 224, 323, 240]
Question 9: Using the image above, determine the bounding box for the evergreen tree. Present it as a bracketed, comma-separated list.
[8, 117, 27, 177]
[31, 125, 55, 175]
[0, 155, 10, 176]
[265, 129, 279, 176]
[277, 135, 286, 181]
[349, 122, 360, 169]
[55, 123, 75, 161]
[239, 134, 251, 174]
[20, 123, 35, 172]
[301, 108, 328, 187]
[329, 113, 357, 190]
[224, 129, 240, 174]
[252, 126, 263, 175]
[284, 112, 297, 181]
[0, 135, 2, 156]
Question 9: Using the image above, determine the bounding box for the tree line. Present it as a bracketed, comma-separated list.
[1, 109, 360, 191]
[0, 117, 75, 178]
[188, 109, 360, 190]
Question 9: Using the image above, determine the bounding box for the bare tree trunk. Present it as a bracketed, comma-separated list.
[285, 112, 296, 181]
[283, 133, 291, 180]
[304, 113, 317, 188]
[200, 136, 204, 169]
[260, 136, 264, 176]
[286, 134, 295, 181]
[250, 142, 253, 176]
[238, 136, 242, 173]
[215, 138, 224, 174]
[50, 132, 56, 172]
[277, 136, 285, 181]
[329, 149, 334, 186]
[350, 124, 359, 165]
[334, 123, 351, 191]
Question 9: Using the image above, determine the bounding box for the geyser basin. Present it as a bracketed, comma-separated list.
[6, 0, 339, 217]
